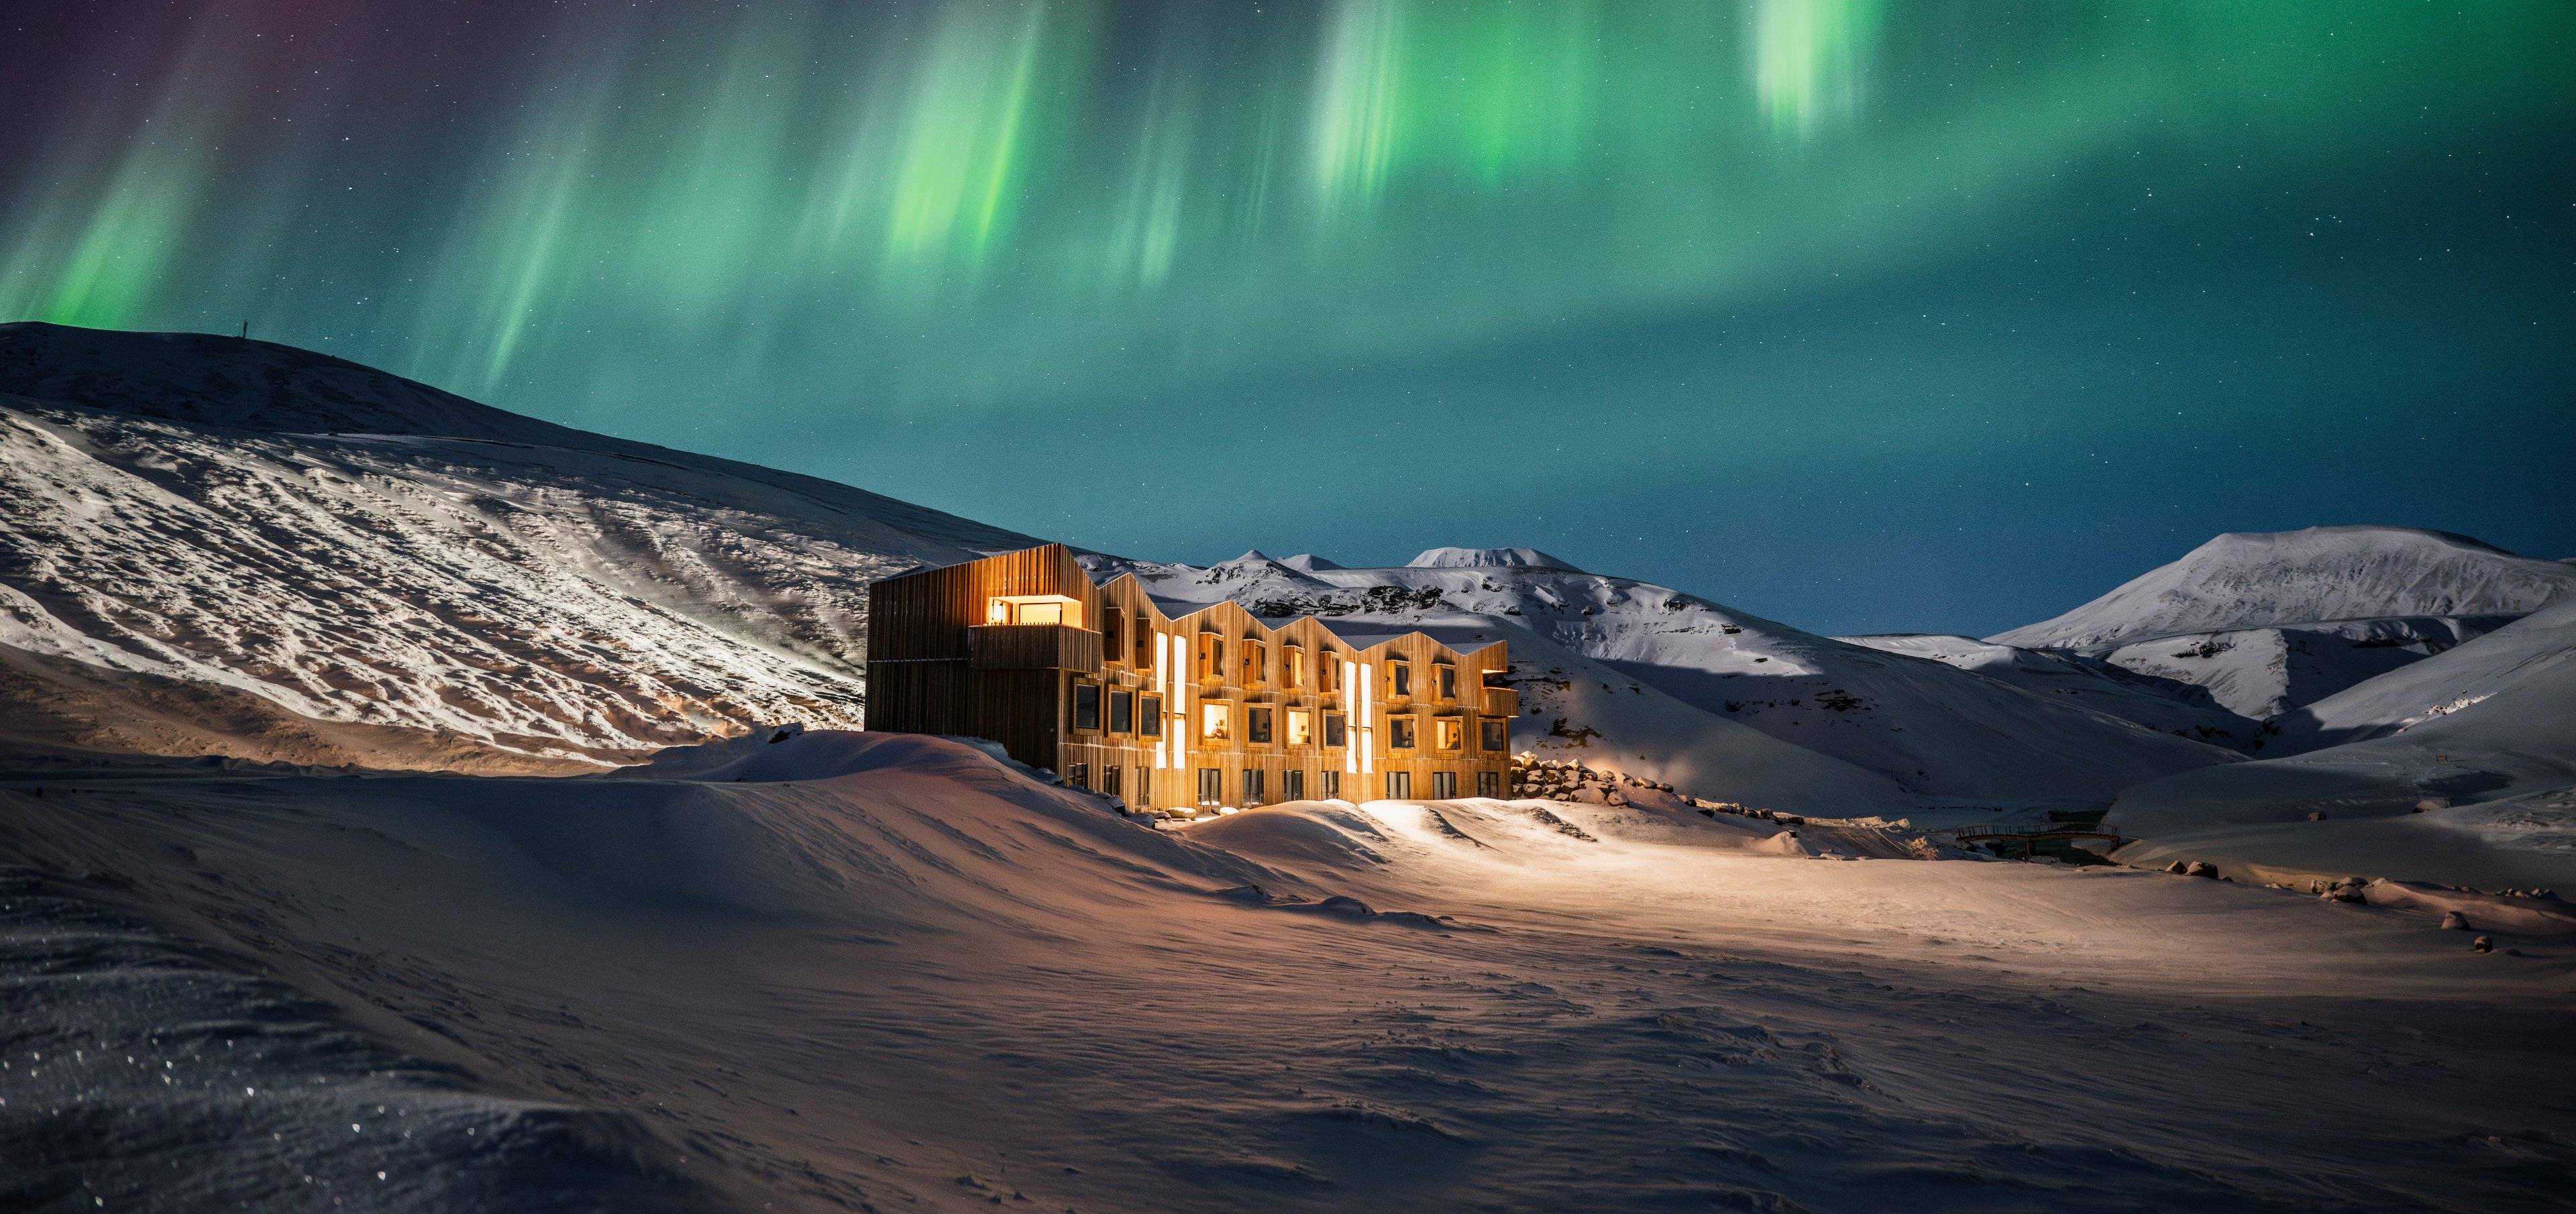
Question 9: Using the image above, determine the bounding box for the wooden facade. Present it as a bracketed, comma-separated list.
[865, 544, 1516, 811]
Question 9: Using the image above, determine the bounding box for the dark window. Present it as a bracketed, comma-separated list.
[1385, 771, 1412, 799]
[1242, 768, 1265, 805]
[1476, 770, 1501, 797]
[1073, 683, 1101, 731]
[1247, 708, 1273, 744]
[1323, 713, 1347, 747]
[1197, 633, 1224, 680]
[1070, 762, 1089, 788]
[1322, 769, 1340, 799]
[1103, 766, 1122, 796]
[1322, 655, 1341, 692]
[1388, 716, 1416, 750]
[1136, 767, 1148, 802]
[1284, 769, 1305, 800]
[1140, 696, 1163, 735]
[1109, 690, 1134, 733]
[1197, 767, 1222, 805]
[1134, 616, 1152, 666]
[1390, 660, 1411, 698]
[1432, 771, 1458, 799]
[1240, 638, 1265, 685]
[1481, 718, 1509, 752]
[1102, 610, 1123, 661]
[1437, 663, 1457, 700]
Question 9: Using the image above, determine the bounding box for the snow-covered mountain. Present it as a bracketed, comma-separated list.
[1093, 549, 2240, 810]
[1985, 527, 2574, 728]
[1992, 527, 2575, 650]
[0, 323, 1034, 770]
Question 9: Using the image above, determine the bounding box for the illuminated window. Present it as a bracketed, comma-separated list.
[1388, 716, 1416, 750]
[1197, 632, 1224, 680]
[1285, 709, 1311, 747]
[1389, 660, 1411, 698]
[1479, 718, 1508, 752]
[986, 595, 1083, 628]
[1322, 712, 1346, 747]
[1436, 663, 1457, 701]
[1108, 689, 1133, 734]
[1140, 696, 1163, 736]
[1073, 683, 1101, 731]
[1247, 708, 1273, 744]
[1434, 718, 1462, 752]
[1285, 646, 1307, 689]
[1201, 703, 1231, 741]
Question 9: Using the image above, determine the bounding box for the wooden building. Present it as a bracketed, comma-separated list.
[863, 544, 1516, 810]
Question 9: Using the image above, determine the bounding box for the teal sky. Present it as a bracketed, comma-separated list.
[3, 1, 2569, 634]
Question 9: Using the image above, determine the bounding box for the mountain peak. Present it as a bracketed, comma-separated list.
[1989, 525, 2576, 650]
[1407, 546, 1582, 573]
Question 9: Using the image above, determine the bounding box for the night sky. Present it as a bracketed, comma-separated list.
[3, 1, 2569, 637]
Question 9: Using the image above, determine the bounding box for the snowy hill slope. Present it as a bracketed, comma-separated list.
[0, 323, 1036, 770]
[1097, 551, 2239, 808]
[1992, 526, 2575, 651]
[1841, 634, 2257, 749]
[2090, 615, 2518, 722]
[2110, 598, 2576, 889]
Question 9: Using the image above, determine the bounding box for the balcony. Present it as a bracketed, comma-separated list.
[969, 624, 1102, 671]
[1480, 686, 1519, 716]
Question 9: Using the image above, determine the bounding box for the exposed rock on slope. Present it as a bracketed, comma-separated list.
[0, 323, 1034, 770]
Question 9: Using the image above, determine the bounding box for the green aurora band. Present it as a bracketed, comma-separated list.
[1, 1, 2569, 632]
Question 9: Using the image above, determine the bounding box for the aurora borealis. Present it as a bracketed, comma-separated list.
[3, 1, 2570, 633]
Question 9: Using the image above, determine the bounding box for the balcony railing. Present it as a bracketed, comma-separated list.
[1481, 686, 1519, 716]
[968, 624, 1102, 671]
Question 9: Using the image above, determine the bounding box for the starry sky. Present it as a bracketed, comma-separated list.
[3, 1, 2570, 637]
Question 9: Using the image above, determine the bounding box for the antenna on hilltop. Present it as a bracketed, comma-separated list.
[239, 320, 248, 340]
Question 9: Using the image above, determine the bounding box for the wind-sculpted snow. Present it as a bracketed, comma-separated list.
[6, 735, 2571, 1211]
[0, 323, 1034, 769]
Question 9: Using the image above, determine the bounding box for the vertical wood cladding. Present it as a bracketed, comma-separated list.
[866, 544, 1513, 810]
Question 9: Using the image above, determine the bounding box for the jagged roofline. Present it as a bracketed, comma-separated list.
[882, 543, 1501, 664]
